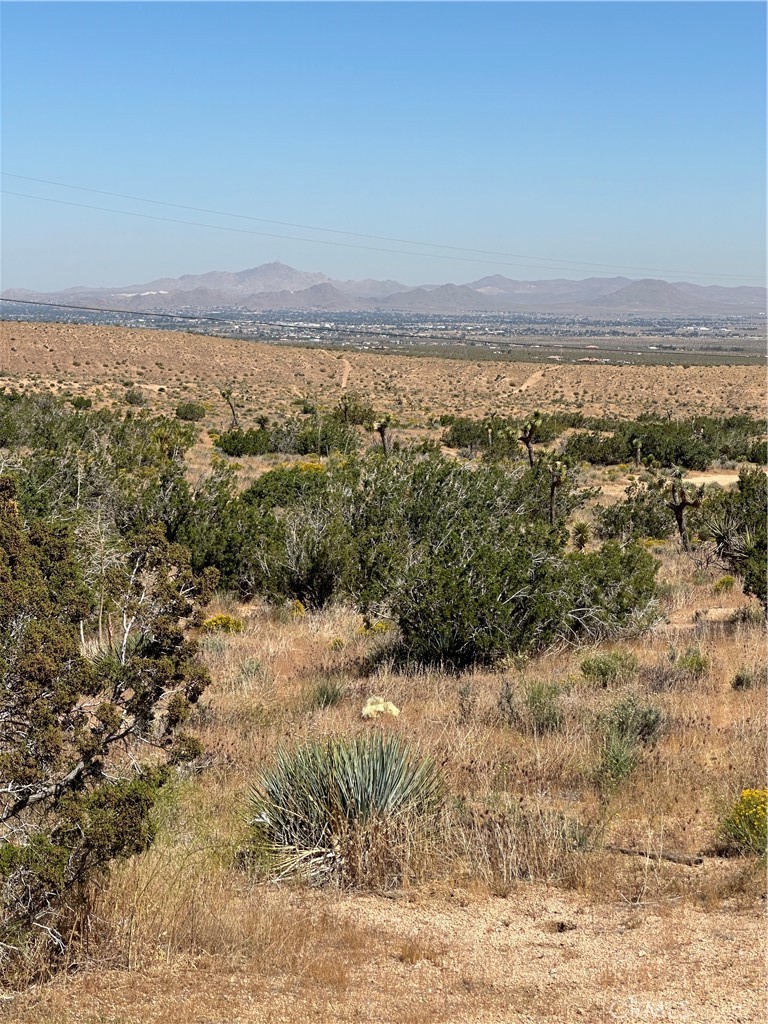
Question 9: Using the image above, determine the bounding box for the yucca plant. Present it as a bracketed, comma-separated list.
[249, 732, 444, 886]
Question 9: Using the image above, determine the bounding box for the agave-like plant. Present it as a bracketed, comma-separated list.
[250, 732, 444, 884]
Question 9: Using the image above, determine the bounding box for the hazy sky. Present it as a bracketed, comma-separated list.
[1, 1, 765, 291]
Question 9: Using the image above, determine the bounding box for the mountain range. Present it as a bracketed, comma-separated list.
[3, 262, 765, 316]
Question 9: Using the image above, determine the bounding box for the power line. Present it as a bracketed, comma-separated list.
[2, 173, 762, 283]
[1, 297, 253, 326]
[5, 189, 617, 275]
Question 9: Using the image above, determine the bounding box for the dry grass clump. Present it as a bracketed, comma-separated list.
[447, 798, 593, 890]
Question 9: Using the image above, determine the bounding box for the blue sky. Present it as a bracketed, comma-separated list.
[1, 1, 765, 290]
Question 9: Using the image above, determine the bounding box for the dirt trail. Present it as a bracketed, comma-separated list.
[517, 367, 547, 393]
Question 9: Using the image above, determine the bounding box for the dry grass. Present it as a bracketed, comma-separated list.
[3, 321, 766, 1021]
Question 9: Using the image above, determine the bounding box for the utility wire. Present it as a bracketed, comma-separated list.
[5, 189, 616, 275]
[1, 297, 258, 326]
[2, 173, 762, 283]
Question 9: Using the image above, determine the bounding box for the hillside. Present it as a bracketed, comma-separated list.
[1, 320, 764, 423]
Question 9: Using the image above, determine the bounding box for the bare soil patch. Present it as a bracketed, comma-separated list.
[7, 889, 765, 1023]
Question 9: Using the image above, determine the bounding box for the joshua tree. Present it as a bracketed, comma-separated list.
[657, 470, 704, 552]
[338, 392, 352, 424]
[519, 412, 542, 468]
[631, 436, 643, 469]
[220, 387, 240, 429]
[376, 415, 393, 457]
[547, 457, 569, 526]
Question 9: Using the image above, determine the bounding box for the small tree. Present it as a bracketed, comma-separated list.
[658, 471, 704, 552]
[220, 386, 240, 429]
[546, 457, 569, 527]
[519, 412, 542, 468]
[375, 415, 393, 457]
[336, 391, 375, 428]
[0, 480, 216, 978]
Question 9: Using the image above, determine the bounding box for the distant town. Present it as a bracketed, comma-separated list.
[2, 300, 765, 367]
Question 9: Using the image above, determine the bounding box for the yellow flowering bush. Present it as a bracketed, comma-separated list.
[719, 788, 767, 855]
[201, 613, 245, 634]
[356, 620, 392, 636]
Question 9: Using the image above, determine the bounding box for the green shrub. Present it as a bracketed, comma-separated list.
[0, 485, 214, 978]
[603, 694, 663, 745]
[731, 668, 755, 691]
[718, 789, 767, 855]
[249, 733, 444, 886]
[643, 645, 710, 691]
[699, 469, 767, 609]
[216, 414, 359, 458]
[201, 613, 244, 634]
[124, 388, 147, 407]
[498, 679, 564, 735]
[175, 401, 206, 421]
[215, 425, 270, 456]
[396, 528, 658, 669]
[713, 575, 736, 594]
[674, 645, 709, 678]
[71, 396, 92, 410]
[580, 651, 638, 688]
[597, 731, 639, 787]
[596, 695, 662, 788]
[306, 676, 346, 709]
[335, 391, 376, 428]
[168, 732, 205, 766]
[595, 482, 672, 543]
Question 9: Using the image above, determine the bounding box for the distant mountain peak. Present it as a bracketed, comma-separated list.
[3, 262, 764, 316]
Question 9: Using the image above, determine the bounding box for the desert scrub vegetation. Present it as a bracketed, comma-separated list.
[0, 478, 217, 983]
[214, 411, 360, 457]
[1, 386, 765, 989]
[441, 409, 765, 470]
[559, 412, 765, 470]
[174, 400, 206, 421]
[201, 613, 245, 634]
[248, 732, 444, 886]
[717, 788, 767, 856]
[595, 695, 664, 788]
[580, 650, 638, 687]
[497, 679, 565, 735]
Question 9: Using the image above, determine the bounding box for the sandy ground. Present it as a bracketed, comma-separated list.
[6, 887, 765, 1024]
[1, 321, 764, 422]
